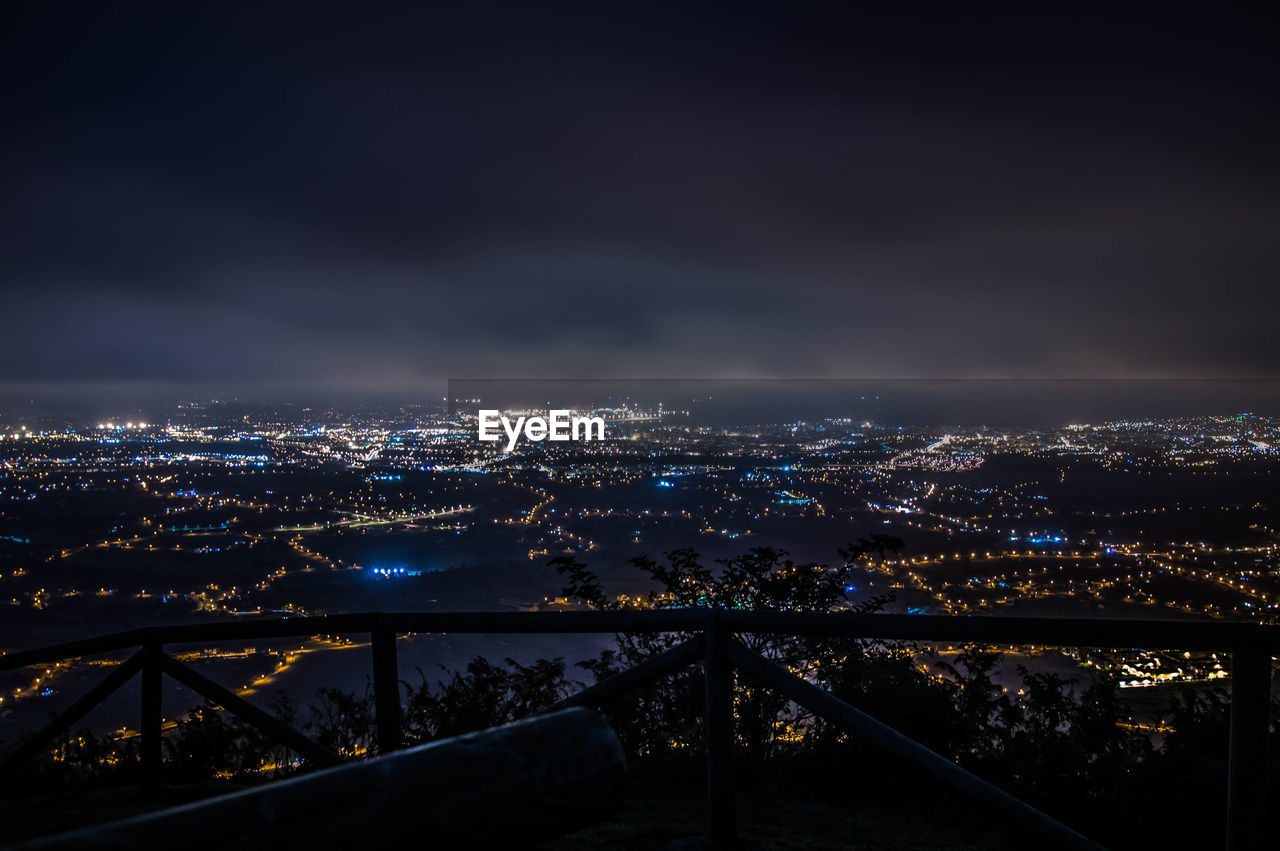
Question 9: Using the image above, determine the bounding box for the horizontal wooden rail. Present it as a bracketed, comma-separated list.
[722, 611, 1279, 650]
[4, 611, 1276, 671]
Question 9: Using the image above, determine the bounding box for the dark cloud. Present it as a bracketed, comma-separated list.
[3, 2, 1279, 397]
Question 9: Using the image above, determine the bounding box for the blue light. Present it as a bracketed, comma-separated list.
[370, 564, 422, 578]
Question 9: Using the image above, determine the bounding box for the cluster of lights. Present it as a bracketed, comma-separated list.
[368, 565, 422, 578]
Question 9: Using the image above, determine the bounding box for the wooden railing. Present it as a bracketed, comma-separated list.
[13, 707, 627, 850]
[1, 611, 1275, 850]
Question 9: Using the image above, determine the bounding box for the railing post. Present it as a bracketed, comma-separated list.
[1226, 636, 1272, 851]
[704, 610, 736, 847]
[140, 639, 162, 790]
[371, 628, 401, 754]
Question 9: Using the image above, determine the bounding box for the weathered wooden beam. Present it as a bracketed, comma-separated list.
[5, 612, 1275, 673]
[722, 611, 1276, 651]
[145, 609, 713, 644]
[0, 629, 147, 671]
[154, 652, 339, 767]
[16, 708, 628, 850]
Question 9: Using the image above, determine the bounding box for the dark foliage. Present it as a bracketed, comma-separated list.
[5, 542, 1276, 849]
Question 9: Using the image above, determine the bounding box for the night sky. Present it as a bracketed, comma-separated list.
[4, 3, 1279, 402]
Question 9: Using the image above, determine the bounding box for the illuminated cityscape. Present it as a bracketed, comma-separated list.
[4, 0, 1280, 846]
[2, 399, 1277, 735]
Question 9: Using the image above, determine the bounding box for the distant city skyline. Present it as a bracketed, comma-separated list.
[3, 378, 1280, 432]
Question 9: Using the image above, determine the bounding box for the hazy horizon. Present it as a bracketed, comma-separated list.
[3, 378, 1279, 429]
